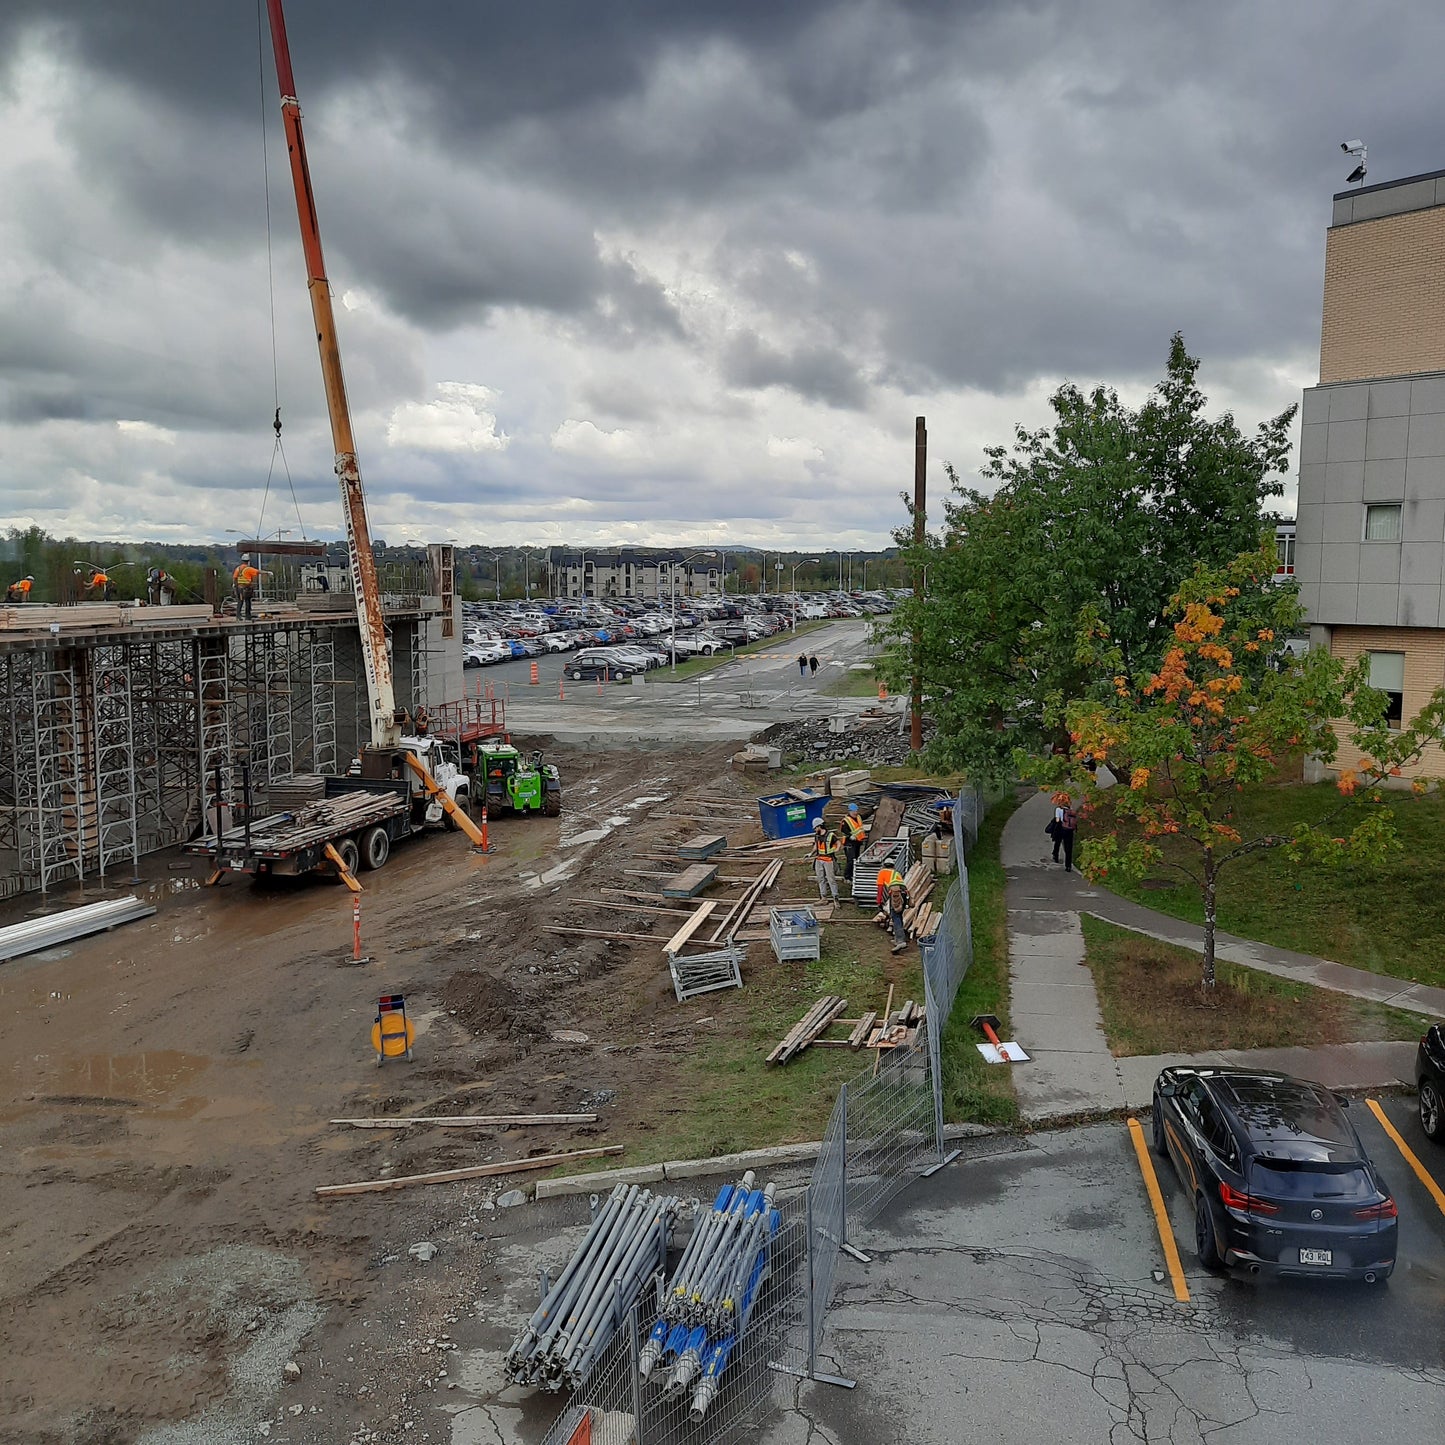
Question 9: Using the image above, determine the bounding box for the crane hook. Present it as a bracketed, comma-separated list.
[274, 406, 283, 439]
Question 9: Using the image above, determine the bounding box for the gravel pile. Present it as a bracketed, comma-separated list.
[761, 714, 935, 767]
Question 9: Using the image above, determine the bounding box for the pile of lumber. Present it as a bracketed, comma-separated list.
[829, 769, 872, 798]
[704, 858, 782, 944]
[871, 861, 939, 941]
[766, 993, 927, 1065]
[767, 995, 847, 1064]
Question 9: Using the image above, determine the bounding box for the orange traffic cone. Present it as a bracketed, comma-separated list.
[558, 675, 566, 701]
[530, 660, 539, 686]
[878, 682, 889, 700]
[479, 804, 492, 854]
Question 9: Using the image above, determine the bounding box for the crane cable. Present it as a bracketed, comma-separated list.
[254, 0, 310, 550]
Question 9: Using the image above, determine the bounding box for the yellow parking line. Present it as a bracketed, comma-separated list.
[1126, 1117, 1190, 1302]
[1366, 1098, 1445, 1218]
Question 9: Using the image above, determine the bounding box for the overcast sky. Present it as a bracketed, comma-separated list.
[1, 1, 1439, 552]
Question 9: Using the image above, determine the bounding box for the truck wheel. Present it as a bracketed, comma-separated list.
[360, 825, 390, 870]
[544, 791, 561, 817]
[334, 836, 361, 879]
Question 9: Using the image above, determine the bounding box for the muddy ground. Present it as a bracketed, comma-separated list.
[0, 738, 799, 1445]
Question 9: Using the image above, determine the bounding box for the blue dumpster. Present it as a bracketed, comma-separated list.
[758, 789, 828, 840]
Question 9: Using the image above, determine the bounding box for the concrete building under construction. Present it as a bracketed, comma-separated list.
[0, 547, 464, 900]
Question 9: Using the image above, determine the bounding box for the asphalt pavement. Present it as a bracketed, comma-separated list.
[767, 1113, 1445, 1445]
[486, 618, 888, 743]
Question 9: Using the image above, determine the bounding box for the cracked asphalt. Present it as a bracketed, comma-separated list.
[763, 1112, 1445, 1445]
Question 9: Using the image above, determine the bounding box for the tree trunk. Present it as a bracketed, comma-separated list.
[1202, 850, 1217, 991]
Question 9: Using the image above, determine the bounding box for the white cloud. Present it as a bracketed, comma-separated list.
[116, 419, 177, 445]
[550, 418, 649, 462]
[385, 382, 509, 454]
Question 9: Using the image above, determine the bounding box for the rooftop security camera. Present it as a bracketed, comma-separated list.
[1341, 139, 1364, 153]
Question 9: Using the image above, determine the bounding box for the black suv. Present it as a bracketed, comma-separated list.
[1152, 1067, 1397, 1282]
[1417, 1023, 1445, 1142]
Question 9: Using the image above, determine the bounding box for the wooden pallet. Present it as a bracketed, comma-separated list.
[767, 995, 848, 1065]
[676, 833, 728, 860]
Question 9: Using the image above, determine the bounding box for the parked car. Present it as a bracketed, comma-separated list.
[566, 657, 640, 682]
[1417, 1024, 1445, 1141]
[1151, 1067, 1397, 1281]
[540, 633, 572, 653]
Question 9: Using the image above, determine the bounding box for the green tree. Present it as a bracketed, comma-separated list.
[1039, 544, 1445, 988]
[884, 335, 1296, 782]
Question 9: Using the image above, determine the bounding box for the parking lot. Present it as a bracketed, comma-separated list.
[774, 1104, 1445, 1445]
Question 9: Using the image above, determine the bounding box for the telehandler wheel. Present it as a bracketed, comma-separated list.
[543, 791, 562, 817]
[360, 824, 390, 870]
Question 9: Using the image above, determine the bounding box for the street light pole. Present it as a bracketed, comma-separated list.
[485, 552, 502, 602]
[671, 550, 716, 672]
[520, 547, 536, 602]
[790, 558, 817, 632]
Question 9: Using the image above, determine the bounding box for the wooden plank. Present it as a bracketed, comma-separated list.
[661, 901, 718, 955]
[577, 899, 696, 917]
[847, 1011, 879, 1048]
[767, 995, 847, 1065]
[661, 863, 719, 898]
[330, 1113, 599, 1128]
[316, 1145, 623, 1197]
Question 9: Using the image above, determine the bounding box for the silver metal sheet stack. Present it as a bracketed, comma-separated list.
[266, 774, 328, 811]
[0, 896, 157, 962]
[669, 946, 745, 1002]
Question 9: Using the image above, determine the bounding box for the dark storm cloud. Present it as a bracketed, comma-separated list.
[722, 331, 869, 410]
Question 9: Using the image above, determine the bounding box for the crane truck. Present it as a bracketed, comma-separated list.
[186, 0, 486, 884]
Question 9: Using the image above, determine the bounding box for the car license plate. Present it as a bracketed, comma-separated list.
[1299, 1248, 1332, 1266]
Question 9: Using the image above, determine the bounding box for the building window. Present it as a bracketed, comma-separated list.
[1363, 503, 1402, 541]
[1365, 651, 1405, 728]
[1275, 531, 1295, 574]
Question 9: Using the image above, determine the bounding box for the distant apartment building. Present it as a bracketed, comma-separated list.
[1294, 168, 1445, 780]
[552, 549, 722, 602]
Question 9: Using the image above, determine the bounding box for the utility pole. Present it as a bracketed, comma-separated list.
[911, 416, 926, 752]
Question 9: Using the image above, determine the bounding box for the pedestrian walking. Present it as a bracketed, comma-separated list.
[840, 803, 867, 881]
[809, 819, 842, 904]
[808, 654, 819, 676]
[1051, 792, 1078, 871]
[797, 653, 808, 677]
[232, 555, 261, 620]
[875, 865, 910, 953]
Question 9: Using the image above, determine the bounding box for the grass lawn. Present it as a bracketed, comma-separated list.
[1092, 781, 1445, 990]
[1082, 916, 1434, 1057]
[937, 797, 1020, 1127]
[820, 666, 884, 698]
[651, 620, 829, 682]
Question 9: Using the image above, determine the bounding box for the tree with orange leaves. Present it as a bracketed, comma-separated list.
[1037, 543, 1445, 989]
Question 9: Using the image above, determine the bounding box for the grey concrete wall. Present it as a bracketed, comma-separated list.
[1295, 374, 1445, 627]
[1332, 172, 1445, 227]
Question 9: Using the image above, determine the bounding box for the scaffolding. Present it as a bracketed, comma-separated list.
[0, 609, 447, 899]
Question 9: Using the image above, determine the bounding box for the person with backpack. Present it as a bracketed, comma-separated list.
[1052, 793, 1079, 871]
[840, 804, 867, 881]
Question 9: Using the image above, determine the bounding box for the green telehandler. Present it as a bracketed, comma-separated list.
[471, 741, 562, 816]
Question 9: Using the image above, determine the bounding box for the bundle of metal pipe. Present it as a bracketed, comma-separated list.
[504, 1183, 680, 1391]
[636, 1171, 781, 1420]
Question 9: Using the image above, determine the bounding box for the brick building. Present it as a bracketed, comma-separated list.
[1295, 168, 1445, 780]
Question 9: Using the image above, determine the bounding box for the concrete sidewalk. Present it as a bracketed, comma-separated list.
[1002, 790, 1428, 1122]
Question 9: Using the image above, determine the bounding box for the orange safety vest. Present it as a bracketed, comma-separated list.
[233, 564, 260, 587]
[842, 814, 866, 843]
[810, 830, 841, 862]
[90, 572, 110, 589]
[876, 867, 906, 908]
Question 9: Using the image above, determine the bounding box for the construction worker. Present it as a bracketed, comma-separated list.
[840, 803, 867, 881]
[809, 819, 842, 905]
[876, 866, 910, 953]
[4, 575, 34, 604]
[146, 567, 174, 606]
[80, 567, 115, 600]
[232, 555, 261, 620]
